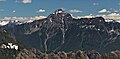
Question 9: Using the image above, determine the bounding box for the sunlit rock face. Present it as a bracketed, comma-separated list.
[1, 9, 120, 53]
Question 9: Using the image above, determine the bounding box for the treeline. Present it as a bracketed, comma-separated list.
[17, 49, 120, 59]
[1, 48, 120, 59]
[38, 50, 120, 59]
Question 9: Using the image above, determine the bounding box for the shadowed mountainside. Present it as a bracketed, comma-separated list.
[1, 9, 120, 53]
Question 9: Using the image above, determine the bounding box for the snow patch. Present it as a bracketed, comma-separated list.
[0, 20, 9, 26]
[1, 43, 18, 50]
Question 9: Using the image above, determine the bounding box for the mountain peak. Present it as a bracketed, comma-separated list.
[47, 9, 73, 23]
[54, 9, 64, 14]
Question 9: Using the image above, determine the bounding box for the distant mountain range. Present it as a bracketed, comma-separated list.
[0, 9, 120, 53]
[0, 20, 34, 26]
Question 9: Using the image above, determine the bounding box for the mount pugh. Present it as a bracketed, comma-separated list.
[1, 9, 120, 53]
